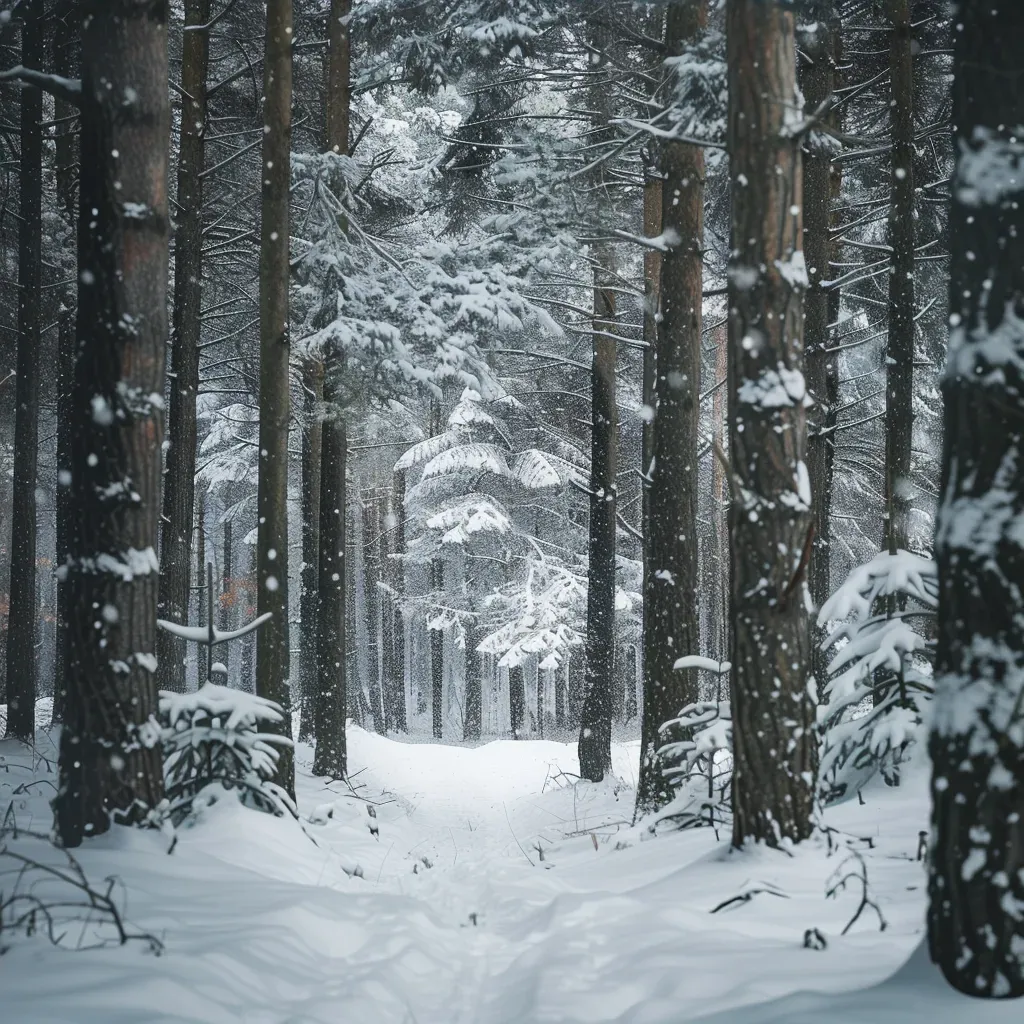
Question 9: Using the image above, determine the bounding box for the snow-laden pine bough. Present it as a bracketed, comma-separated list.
[816, 550, 936, 801]
[156, 685, 297, 827]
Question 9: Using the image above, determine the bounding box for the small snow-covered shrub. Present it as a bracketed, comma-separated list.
[650, 658, 733, 835]
[817, 550, 936, 801]
[159, 684, 296, 824]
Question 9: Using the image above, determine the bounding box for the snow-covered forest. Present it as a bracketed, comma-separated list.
[0, 0, 1022, 1019]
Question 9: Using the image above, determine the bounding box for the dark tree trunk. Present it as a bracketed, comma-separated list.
[326, 0, 351, 155]
[255, 0, 294, 794]
[221, 519, 232, 680]
[313, 390, 346, 778]
[54, 0, 169, 848]
[5, 1, 44, 740]
[726, 0, 816, 849]
[928, 1, 1024, 998]
[430, 560, 444, 740]
[195, 486, 205, 666]
[463, 620, 483, 741]
[389, 472, 406, 731]
[884, 0, 915, 556]
[299, 358, 323, 743]
[380, 505, 396, 732]
[509, 664, 526, 739]
[346, 498, 361, 724]
[711, 325, 729, 664]
[156, 0, 211, 693]
[636, 0, 706, 817]
[362, 495, 385, 733]
[641, 70, 663, 697]
[800, 6, 842, 690]
[51, 2, 80, 721]
[536, 662, 545, 738]
[577, 19, 619, 783]
[555, 660, 566, 727]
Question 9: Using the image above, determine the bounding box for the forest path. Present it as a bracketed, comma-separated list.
[290, 727, 935, 1023]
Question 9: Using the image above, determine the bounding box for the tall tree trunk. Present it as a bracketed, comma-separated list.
[801, 6, 841, 691]
[221, 518, 232, 681]
[5, 1, 44, 740]
[928, 1, 1024, 997]
[578, 25, 618, 783]
[255, 0, 294, 794]
[326, 0, 351, 155]
[640, 8, 664, 708]
[299, 358, 323, 742]
[509, 663, 526, 739]
[362, 494, 385, 733]
[313, 387, 346, 778]
[463, 619, 483, 741]
[156, 0, 211, 693]
[54, 0, 169, 848]
[726, 0, 816, 849]
[430, 559, 444, 740]
[636, 0, 706, 817]
[312, 0, 352, 747]
[884, 0, 915, 556]
[711, 324, 728, 663]
[52, 0, 80, 726]
[390, 471, 406, 731]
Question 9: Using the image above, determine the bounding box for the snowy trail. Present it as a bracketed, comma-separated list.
[3, 727, 1023, 1023]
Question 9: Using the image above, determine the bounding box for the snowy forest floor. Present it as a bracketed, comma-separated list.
[2, 706, 1022, 1023]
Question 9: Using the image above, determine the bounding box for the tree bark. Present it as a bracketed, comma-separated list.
[928, 1, 1024, 997]
[726, 0, 816, 849]
[800, 6, 842, 691]
[389, 471, 406, 731]
[221, 518, 232, 681]
[255, 0, 295, 794]
[326, 0, 351, 155]
[578, 24, 618, 783]
[299, 358, 323, 743]
[463, 620, 483, 741]
[53, 0, 81, 725]
[509, 663, 526, 739]
[157, 0, 211, 693]
[430, 558, 444, 739]
[636, 0, 706, 817]
[5, 1, 44, 740]
[54, 0, 169, 848]
[362, 495, 385, 732]
[313, 388, 346, 778]
[313, 0, 352, 747]
[711, 324, 728, 664]
[884, 0, 915, 556]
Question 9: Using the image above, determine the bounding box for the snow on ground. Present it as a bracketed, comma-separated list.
[1, 719, 1020, 1022]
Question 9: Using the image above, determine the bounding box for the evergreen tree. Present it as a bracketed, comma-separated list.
[726, 0, 817, 848]
[928, 0, 1024, 996]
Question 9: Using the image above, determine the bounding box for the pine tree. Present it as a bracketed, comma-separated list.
[726, 0, 817, 848]
[636, 0, 707, 817]
[578, 17, 619, 784]
[4, 0, 44, 741]
[883, 0, 915, 560]
[157, 0, 213, 694]
[800, 5, 841, 684]
[53, 0, 170, 846]
[255, 0, 295, 795]
[928, 0, 1024, 997]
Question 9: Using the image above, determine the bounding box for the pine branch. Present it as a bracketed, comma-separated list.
[0, 65, 81, 107]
